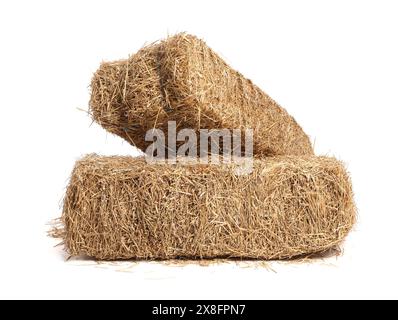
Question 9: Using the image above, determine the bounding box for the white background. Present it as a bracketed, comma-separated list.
[0, 0, 397, 300]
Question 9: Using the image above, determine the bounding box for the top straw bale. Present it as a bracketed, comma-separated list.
[90, 33, 313, 157]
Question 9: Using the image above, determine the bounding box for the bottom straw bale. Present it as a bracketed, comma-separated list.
[60, 154, 356, 260]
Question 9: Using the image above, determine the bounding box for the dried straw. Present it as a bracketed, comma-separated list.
[60, 154, 355, 260]
[90, 33, 314, 157]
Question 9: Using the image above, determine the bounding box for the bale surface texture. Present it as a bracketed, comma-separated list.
[90, 33, 314, 157]
[62, 155, 355, 260]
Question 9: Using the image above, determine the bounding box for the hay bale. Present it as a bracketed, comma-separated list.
[90, 33, 314, 157]
[61, 154, 355, 260]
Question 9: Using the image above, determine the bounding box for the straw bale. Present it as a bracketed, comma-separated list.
[60, 155, 355, 260]
[90, 34, 313, 157]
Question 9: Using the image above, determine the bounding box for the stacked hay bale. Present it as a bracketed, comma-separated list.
[90, 33, 313, 157]
[57, 34, 356, 260]
[64, 155, 355, 260]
